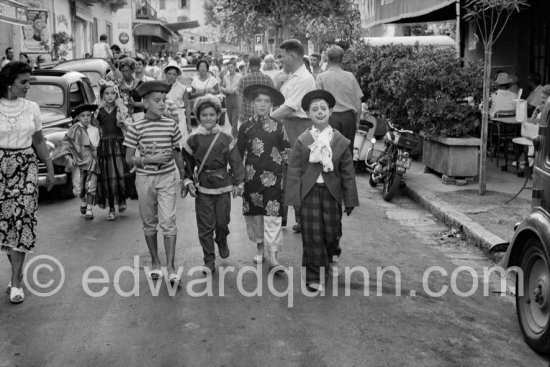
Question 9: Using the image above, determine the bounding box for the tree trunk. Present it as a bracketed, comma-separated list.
[478, 45, 492, 195]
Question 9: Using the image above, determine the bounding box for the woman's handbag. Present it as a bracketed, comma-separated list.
[193, 132, 220, 186]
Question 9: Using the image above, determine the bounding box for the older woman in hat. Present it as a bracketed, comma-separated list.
[490, 72, 519, 118]
[164, 63, 191, 140]
[286, 90, 359, 293]
[237, 85, 292, 268]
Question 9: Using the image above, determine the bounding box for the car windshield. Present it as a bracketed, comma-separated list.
[27, 84, 64, 108]
[80, 71, 102, 88]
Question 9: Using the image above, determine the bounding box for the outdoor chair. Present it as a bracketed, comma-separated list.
[489, 110, 517, 168]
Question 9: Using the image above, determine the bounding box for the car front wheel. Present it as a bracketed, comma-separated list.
[516, 236, 550, 354]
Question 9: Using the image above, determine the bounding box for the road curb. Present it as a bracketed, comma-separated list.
[403, 180, 509, 254]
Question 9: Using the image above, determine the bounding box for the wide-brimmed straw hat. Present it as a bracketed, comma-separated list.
[495, 72, 513, 85]
[243, 84, 285, 107]
[301, 90, 336, 112]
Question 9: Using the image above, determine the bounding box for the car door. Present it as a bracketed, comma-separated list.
[68, 81, 88, 111]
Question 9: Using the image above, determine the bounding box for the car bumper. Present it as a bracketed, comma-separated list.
[38, 173, 68, 188]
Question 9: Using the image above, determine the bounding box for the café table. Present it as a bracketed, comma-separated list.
[489, 116, 521, 170]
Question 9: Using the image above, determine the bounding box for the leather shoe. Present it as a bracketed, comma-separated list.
[218, 243, 230, 259]
[203, 261, 216, 275]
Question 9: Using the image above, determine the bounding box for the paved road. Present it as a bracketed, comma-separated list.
[0, 124, 547, 366]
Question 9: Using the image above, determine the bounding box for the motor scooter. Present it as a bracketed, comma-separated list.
[352, 104, 379, 172]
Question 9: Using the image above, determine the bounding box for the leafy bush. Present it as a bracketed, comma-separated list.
[343, 43, 483, 138]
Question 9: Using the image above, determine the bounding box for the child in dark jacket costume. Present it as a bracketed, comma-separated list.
[285, 90, 359, 293]
[182, 94, 245, 274]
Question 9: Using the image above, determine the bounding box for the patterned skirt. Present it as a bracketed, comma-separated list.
[96, 137, 137, 209]
[0, 147, 38, 253]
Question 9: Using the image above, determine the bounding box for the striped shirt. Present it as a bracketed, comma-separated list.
[237, 71, 275, 122]
[123, 116, 183, 175]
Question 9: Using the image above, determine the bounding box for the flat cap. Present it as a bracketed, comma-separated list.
[135, 81, 171, 97]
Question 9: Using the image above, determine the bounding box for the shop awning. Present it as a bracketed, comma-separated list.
[133, 19, 174, 43]
[165, 20, 200, 32]
[0, 0, 27, 26]
[360, 0, 456, 29]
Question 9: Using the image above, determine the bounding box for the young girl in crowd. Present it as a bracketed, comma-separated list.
[237, 85, 292, 269]
[182, 94, 245, 274]
[52, 104, 101, 219]
[95, 80, 136, 220]
[285, 90, 359, 293]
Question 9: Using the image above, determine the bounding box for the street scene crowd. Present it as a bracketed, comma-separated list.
[0, 37, 363, 303]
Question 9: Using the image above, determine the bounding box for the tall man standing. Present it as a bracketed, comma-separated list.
[92, 34, 113, 59]
[270, 39, 316, 233]
[316, 45, 363, 154]
[221, 60, 242, 137]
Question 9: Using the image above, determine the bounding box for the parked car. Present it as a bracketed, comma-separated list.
[53, 58, 112, 100]
[498, 103, 550, 354]
[27, 69, 97, 197]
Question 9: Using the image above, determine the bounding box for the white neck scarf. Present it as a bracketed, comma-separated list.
[309, 126, 334, 172]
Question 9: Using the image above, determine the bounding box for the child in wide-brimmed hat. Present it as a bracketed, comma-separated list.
[123, 80, 186, 285]
[182, 94, 245, 275]
[285, 90, 359, 293]
[237, 84, 292, 269]
[51, 104, 100, 219]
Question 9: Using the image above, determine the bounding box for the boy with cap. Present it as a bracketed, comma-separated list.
[285, 90, 359, 293]
[123, 81, 186, 284]
[52, 104, 101, 219]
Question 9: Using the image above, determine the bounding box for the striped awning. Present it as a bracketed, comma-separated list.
[0, 0, 27, 26]
[359, 0, 456, 29]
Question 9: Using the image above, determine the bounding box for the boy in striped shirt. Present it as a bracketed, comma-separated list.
[123, 81, 186, 285]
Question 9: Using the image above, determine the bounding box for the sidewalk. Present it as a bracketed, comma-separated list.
[402, 156, 532, 254]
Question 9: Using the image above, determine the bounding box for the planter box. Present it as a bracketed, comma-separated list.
[422, 136, 480, 178]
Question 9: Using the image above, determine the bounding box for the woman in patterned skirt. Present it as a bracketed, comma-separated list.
[0, 61, 55, 304]
[237, 85, 292, 269]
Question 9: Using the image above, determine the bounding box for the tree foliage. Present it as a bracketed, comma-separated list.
[204, 0, 361, 49]
[343, 43, 483, 138]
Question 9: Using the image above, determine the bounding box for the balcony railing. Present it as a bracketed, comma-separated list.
[136, 3, 157, 20]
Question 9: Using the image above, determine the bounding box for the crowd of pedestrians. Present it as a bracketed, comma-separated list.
[0, 37, 364, 302]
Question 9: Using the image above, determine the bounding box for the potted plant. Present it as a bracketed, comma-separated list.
[344, 43, 483, 180]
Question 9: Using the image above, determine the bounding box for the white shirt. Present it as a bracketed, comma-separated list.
[92, 42, 112, 59]
[527, 85, 543, 107]
[0, 98, 42, 149]
[166, 81, 187, 108]
[280, 64, 316, 119]
[490, 89, 518, 117]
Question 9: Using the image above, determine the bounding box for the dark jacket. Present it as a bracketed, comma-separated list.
[285, 128, 359, 207]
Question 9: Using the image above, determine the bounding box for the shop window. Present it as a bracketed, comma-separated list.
[180, 0, 187, 8]
[530, 0, 550, 83]
[160, 0, 165, 9]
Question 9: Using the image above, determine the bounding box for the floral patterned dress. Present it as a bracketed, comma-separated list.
[237, 115, 292, 217]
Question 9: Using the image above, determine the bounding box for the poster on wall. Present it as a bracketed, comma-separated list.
[20, 8, 50, 53]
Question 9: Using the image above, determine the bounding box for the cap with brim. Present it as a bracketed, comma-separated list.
[135, 81, 171, 98]
[301, 90, 336, 112]
[495, 72, 513, 85]
[71, 104, 98, 119]
[163, 64, 182, 76]
[193, 94, 222, 118]
[243, 84, 285, 107]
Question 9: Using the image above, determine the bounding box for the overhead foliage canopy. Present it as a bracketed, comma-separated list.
[204, 0, 361, 49]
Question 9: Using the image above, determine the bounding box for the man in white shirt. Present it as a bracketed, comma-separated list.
[92, 35, 113, 60]
[490, 72, 518, 117]
[221, 60, 242, 137]
[270, 39, 316, 232]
